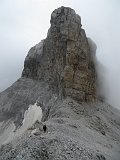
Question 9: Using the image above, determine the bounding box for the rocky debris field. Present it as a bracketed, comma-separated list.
[0, 98, 120, 160]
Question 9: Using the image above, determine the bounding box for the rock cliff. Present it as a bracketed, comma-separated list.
[22, 6, 96, 102]
[0, 6, 120, 160]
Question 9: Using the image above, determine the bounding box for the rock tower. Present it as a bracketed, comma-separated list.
[22, 7, 96, 102]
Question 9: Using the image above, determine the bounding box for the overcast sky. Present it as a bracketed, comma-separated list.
[0, 0, 120, 109]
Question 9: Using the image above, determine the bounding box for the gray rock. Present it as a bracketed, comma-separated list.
[0, 6, 120, 160]
[0, 99, 120, 159]
[22, 6, 96, 102]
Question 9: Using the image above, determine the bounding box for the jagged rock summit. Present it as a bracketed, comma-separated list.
[22, 6, 96, 102]
[0, 6, 120, 160]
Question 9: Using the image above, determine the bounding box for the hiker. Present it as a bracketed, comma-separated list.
[43, 124, 47, 133]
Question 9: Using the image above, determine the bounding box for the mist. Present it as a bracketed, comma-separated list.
[0, 0, 120, 109]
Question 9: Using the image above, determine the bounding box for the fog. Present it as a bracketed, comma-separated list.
[0, 0, 120, 109]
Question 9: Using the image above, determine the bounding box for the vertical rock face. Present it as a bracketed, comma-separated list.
[22, 6, 96, 102]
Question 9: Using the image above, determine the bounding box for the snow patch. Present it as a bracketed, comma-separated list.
[20, 101, 42, 132]
[0, 101, 42, 145]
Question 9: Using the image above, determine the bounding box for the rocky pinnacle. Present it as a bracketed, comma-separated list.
[22, 6, 97, 102]
[0, 7, 120, 160]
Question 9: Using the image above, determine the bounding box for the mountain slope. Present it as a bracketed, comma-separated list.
[0, 6, 120, 160]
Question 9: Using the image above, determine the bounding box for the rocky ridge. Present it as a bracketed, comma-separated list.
[0, 6, 120, 160]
